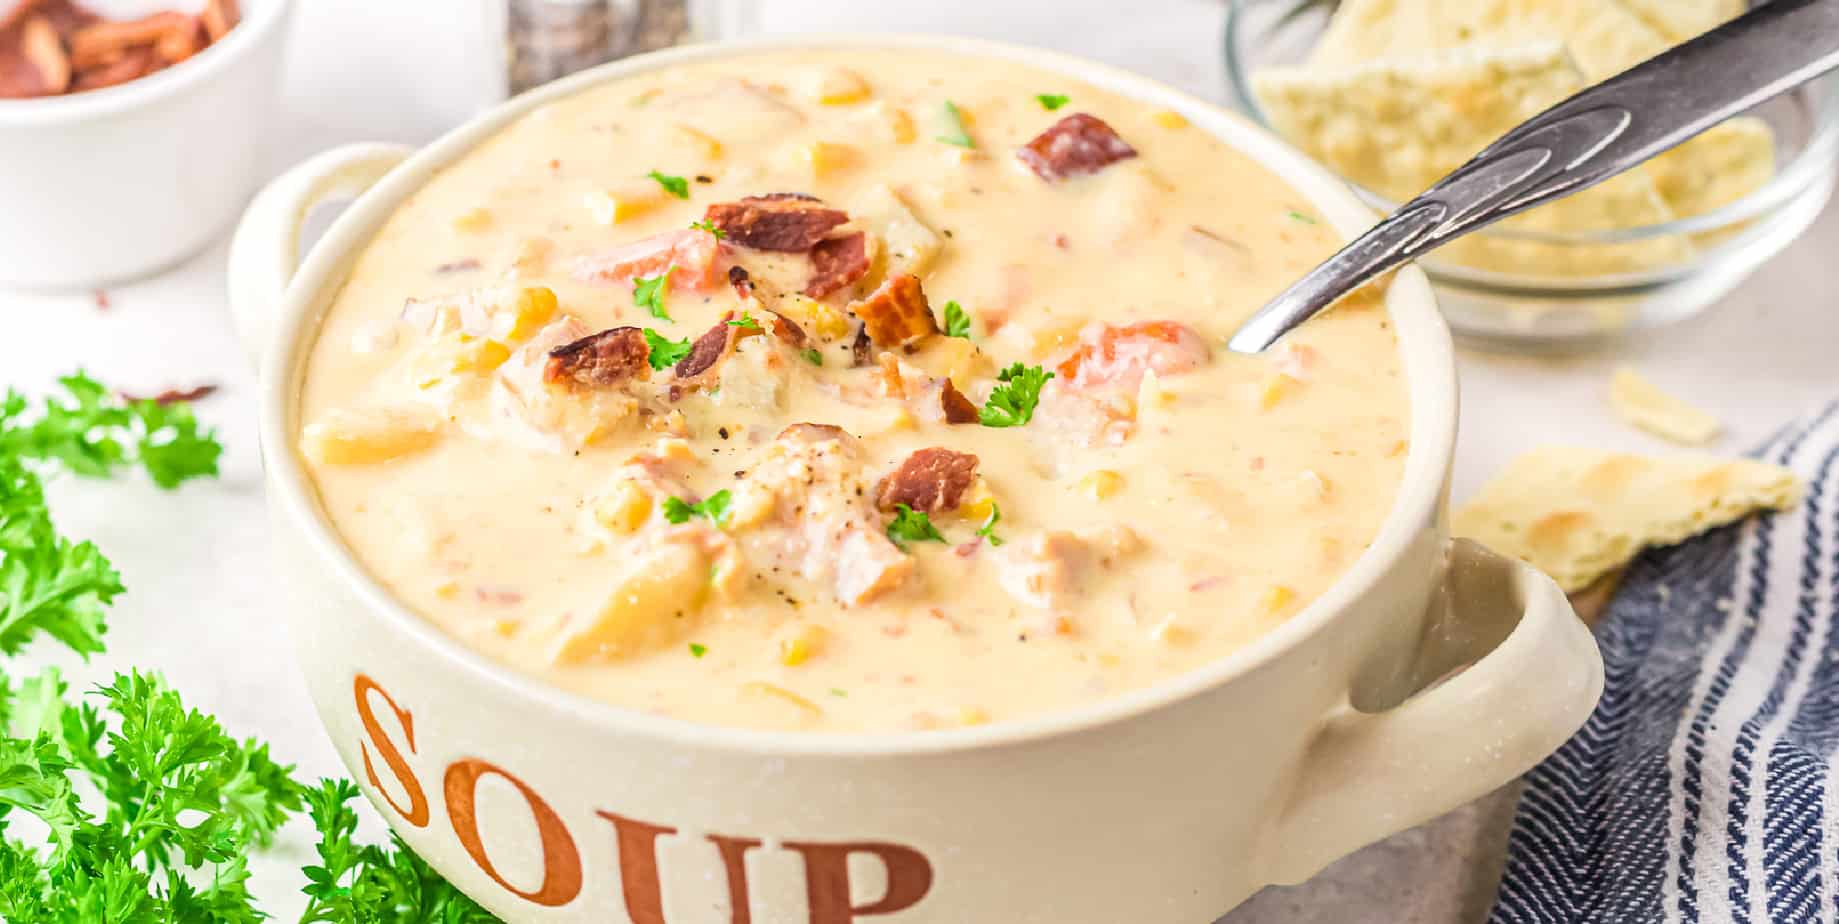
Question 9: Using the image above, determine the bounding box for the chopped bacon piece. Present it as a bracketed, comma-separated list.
[574, 229, 725, 291]
[70, 43, 155, 91]
[765, 310, 808, 348]
[1056, 321, 1210, 390]
[1016, 113, 1138, 182]
[120, 384, 218, 405]
[68, 11, 191, 70]
[938, 379, 979, 424]
[674, 314, 740, 382]
[200, 0, 239, 41]
[545, 326, 651, 389]
[804, 231, 872, 298]
[876, 448, 980, 514]
[704, 195, 848, 252]
[848, 274, 938, 349]
[728, 264, 756, 298]
[435, 258, 482, 275]
[12, 16, 68, 94]
[849, 325, 873, 367]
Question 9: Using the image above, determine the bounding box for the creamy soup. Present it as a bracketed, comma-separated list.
[296, 48, 1409, 733]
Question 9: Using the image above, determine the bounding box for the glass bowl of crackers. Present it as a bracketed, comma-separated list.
[1224, 0, 1839, 351]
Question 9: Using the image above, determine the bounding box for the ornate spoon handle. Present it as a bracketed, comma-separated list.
[1228, 0, 1839, 354]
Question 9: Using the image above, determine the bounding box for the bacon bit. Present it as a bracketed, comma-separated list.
[1017, 113, 1138, 182]
[91, 288, 110, 310]
[200, 0, 238, 42]
[574, 229, 725, 291]
[1056, 321, 1210, 390]
[435, 258, 482, 275]
[936, 378, 979, 424]
[876, 447, 979, 514]
[704, 194, 848, 252]
[70, 12, 189, 69]
[804, 231, 871, 298]
[954, 541, 981, 558]
[1188, 576, 1229, 593]
[728, 264, 756, 298]
[765, 310, 808, 348]
[849, 325, 873, 367]
[475, 586, 524, 606]
[15, 15, 69, 94]
[70, 43, 156, 91]
[1249, 456, 1265, 472]
[848, 273, 938, 349]
[673, 313, 743, 382]
[544, 326, 651, 388]
[1051, 233, 1071, 250]
[120, 384, 217, 405]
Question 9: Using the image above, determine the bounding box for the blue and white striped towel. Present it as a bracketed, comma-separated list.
[1492, 401, 1839, 924]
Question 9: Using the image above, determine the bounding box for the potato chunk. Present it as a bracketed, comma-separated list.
[301, 408, 441, 466]
[552, 542, 711, 663]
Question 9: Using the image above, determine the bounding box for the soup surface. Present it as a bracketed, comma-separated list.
[296, 47, 1409, 733]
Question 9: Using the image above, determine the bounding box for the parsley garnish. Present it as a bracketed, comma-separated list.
[726, 313, 762, 330]
[978, 362, 1054, 428]
[663, 489, 733, 526]
[1287, 210, 1318, 224]
[634, 265, 673, 321]
[648, 169, 690, 199]
[886, 504, 947, 549]
[829, 688, 848, 698]
[690, 643, 708, 658]
[1036, 93, 1070, 111]
[942, 300, 972, 339]
[689, 218, 727, 239]
[0, 374, 494, 921]
[937, 101, 975, 149]
[976, 503, 1006, 547]
[642, 328, 692, 370]
[800, 347, 824, 367]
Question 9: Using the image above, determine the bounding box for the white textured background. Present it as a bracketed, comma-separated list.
[3, 0, 1835, 919]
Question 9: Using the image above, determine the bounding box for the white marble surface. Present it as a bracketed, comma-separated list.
[4, 0, 1836, 919]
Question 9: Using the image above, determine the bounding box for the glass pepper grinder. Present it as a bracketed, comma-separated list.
[499, 0, 691, 96]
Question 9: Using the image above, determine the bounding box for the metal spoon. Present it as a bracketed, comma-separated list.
[1227, 0, 1839, 354]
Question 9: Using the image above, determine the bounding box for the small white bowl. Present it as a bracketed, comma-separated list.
[0, 0, 293, 290]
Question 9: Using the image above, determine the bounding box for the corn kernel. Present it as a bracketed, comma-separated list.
[1151, 109, 1189, 129]
[869, 407, 917, 435]
[1258, 373, 1300, 411]
[957, 706, 991, 726]
[673, 123, 724, 160]
[815, 67, 871, 105]
[880, 104, 917, 143]
[956, 478, 996, 522]
[1258, 584, 1297, 617]
[449, 338, 511, 374]
[434, 580, 460, 600]
[723, 485, 776, 532]
[506, 286, 558, 341]
[1149, 614, 1192, 644]
[490, 617, 519, 638]
[797, 140, 856, 179]
[582, 186, 665, 225]
[1076, 470, 1124, 501]
[593, 480, 653, 534]
[301, 409, 441, 466]
[452, 207, 493, 233]
[778, 624, 827, 667]
[778, 294, 851, 340]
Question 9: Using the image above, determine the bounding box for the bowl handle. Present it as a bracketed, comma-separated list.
[226, 143, 414, 367]
[1263, 538, 1604, 885]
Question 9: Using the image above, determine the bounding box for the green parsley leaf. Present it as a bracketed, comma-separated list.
[829, 688, 848, 698]
[648, 170, 690, 199]
[642, 329, 692, 371]
[1036, 93, 1070, 111]
[689, 643, 708, 658]
[800, 347, 824, 367]
[726, 313, 763, 330]
[937, 101, 975, 149]
[976, 503, 1006, 547]
[633, 266, 674, 321]
[298, 778, 495, 923]
[1287, 210, 1318, 225]
[978, 363, 1054, 428]
[0, 373, 222, 489]
[663, 489, 733, 527]
[885, 504, 947, 550]
[942, 300, 972, 339]
[689, 218, 727, 239]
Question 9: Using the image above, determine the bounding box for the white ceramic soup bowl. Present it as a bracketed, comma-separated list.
[231, 34, 1603, 924]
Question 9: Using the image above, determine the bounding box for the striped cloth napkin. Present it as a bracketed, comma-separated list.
[1491, 401, 1839, 923]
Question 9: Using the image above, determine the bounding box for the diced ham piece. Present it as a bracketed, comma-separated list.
[875, 448, 979, 514]
[805, 231, 872, 298]
[704, 194, 849, 252]
[573, 229, 726, 291]
[1056, 321, 1210, 390]
[996, 527, 1144, 610]
[1016, 113, 1138, 182]
[545, 326, 651, 389]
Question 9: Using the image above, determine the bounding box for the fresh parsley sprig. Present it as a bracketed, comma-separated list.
[942, 301, 972, 339]
[885, 505, 947, 549]
[979, 363, 1054, 428]
[0, 372, 221, 489]
[647, 170, 690, 199]
[1035, 93, 1069, 111]
[642, 329, 692, 370]
[634, 266, 674, 321]
[937, 101, 975, 149]
[663, 490, 733, 527]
